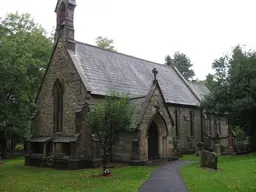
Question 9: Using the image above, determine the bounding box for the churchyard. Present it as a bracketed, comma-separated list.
[181, 153, 256, 192]
[0, 153, 255, 192]
[0, 158, 155, 192]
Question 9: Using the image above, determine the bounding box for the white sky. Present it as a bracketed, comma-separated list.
[1, 0, 256, 80]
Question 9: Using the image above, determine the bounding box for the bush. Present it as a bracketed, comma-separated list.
[15, 144, 24, 151]
[236, 143, 246, 152]
[234, 126, 246, 142]
[220, 145, 226, 154]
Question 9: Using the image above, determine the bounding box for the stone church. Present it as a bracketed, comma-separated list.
[25, 0, 235, 169]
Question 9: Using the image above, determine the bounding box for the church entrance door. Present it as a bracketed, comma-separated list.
[148, 122, 159, 160]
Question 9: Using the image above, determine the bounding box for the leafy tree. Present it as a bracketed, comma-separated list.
[165, 52, 195, 81]
[95, 36, 116, 51]
[201, 45, 256, 150]
[165, 55, 172, 66]
[87, 92, 133, 174]
[0, 13, 52, 158]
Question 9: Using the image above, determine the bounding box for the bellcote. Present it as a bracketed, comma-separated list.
[54, 0, 76, 51]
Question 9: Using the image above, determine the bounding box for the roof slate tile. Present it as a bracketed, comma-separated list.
[68, 42, 200, 106]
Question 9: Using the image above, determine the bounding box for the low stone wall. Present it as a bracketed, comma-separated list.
[200, 150, 217, 170]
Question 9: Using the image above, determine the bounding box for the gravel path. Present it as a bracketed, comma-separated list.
[138, 160, 191, 192]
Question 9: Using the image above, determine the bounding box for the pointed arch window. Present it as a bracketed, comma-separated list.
[175, 109, 180, 137]
[53, 79, 64, 132]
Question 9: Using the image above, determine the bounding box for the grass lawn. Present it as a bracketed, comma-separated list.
[0, 158, 156, 192]
[181, 153, 256, 192]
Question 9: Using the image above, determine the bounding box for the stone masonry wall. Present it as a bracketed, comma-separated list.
[35, 40, 90, 159]
[167, 105, 202, 153]
[138, 86, 173, 161]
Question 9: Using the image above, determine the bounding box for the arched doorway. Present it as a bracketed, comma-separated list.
[146, 113, 169, 160]
[148, 122, 159, 160]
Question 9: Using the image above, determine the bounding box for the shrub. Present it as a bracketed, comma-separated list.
[15, 143, 24, 151]
[197, 142, 204, 149]
[220, 145, 226, 154]
[236, 143, 246, 152]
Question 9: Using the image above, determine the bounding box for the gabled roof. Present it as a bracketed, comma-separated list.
[68, 41, 199, 106]
[187, 82, 210, 102]
[129, 81, 174, 129]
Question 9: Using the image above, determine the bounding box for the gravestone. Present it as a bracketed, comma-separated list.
[195, 142, 204, 156]
[200, 150, 217, 170]
[214, 143, 221, 156]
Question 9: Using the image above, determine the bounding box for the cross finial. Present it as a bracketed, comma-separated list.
[152, 68, 158, 84]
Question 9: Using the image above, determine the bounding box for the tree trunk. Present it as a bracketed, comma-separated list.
[1, 136, 8, 159]
[109, 146, 113, 162]
[102, 150, 107, 175]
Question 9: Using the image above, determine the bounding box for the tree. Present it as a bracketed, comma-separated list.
[87, 92, 133, 174]
[0, 13, 52, 158]
[95, 36, 116, 51]
[165, 52, 195, 81]
[201, 45, 256, 150]
[165, 55, 172, 66]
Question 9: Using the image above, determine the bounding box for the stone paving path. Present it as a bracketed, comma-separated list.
[138, 160, 191, 192]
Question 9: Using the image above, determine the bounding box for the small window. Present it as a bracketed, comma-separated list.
[175, 109, 180, 137]
[218, 118, 222, 136]
[75, 112, 82, 133]
[209, 118, 212, 135]
[190, 111, 194, 136]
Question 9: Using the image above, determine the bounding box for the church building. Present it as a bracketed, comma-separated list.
[25, 0, 235, 169]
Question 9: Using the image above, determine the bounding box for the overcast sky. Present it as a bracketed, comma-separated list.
[1, 0, 256, 80]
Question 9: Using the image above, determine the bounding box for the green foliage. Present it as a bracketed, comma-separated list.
[0, 158, 156, 192]
[201, 45, 256, 148]
[181, 153, 256, 192]
[0, 13, 52, 143]
[165, 55, 172, 66]
[220, 145, 226, 154]
[87, 92, 133, 164]
[165, 52, 195, 81]
[14, 143, 24, 151]
[172, 138, 183, 157]
[234, 126, 246, 141]
[95, 36, 116, 51]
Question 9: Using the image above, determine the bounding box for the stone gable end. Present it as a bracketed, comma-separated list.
[35, 40, 87, 136]
[138, 84, 173, 160]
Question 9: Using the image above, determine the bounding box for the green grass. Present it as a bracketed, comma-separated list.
[0, 158, 156, 192]
[181, 153, 256, 192]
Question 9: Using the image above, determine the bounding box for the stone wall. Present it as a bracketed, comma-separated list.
[34, 40, 91, 159]
[138, 86, 173, 161]
[167, 105, 202, 153]
[112, 132, 137, 161]
[202, 114, 230, 151]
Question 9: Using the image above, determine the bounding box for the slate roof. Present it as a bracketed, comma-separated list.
[129, 96, 147, 129]
[188, 82, 210, 102]
[30, 137, 52, 143]
[68, 41, 200, 106]
[53, 134, 80, 143]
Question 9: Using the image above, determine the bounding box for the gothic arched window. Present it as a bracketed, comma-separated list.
[57, 3, 66, 27]
[53, 79, 64, 132]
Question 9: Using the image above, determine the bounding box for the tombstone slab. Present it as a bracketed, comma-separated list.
[200, 150, 217, 170]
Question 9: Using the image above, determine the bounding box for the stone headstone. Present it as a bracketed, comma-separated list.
[214, 144, 221, 156]
[0, 155, 3, 164]
[195, 142, 204, 156]
[200, 150, 217, 170]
